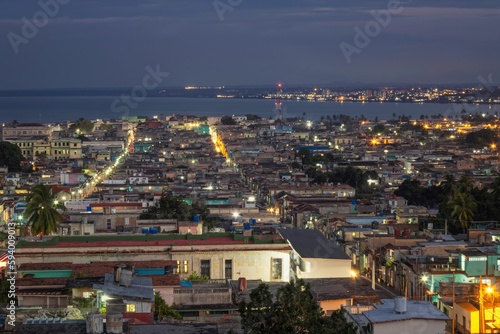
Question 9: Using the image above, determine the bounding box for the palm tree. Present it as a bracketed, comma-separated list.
[440, 174, 457, 200]
[450, 192, 477, 233]
[25, 184, 65, 236]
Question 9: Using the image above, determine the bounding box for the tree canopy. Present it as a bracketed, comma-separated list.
[220, 116, 237, 125]
[25, 184, 66, 235]
[239, 280, 357, 334]
[0, 141, 24, 171]
[395, 175, 500, 233]
[69, 118, 94, 134]
[153, 293, 180, 321]
[464, 128, 497, 148]
[140, 194, 215, 229]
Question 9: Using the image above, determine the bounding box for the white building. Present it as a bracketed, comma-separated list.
[278, 228, 352, 279]
[345, 297, 449, 334]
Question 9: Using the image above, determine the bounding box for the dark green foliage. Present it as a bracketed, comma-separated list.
[305, 165, 378, 194]
[140, 194, 216, 229]
[395, 175, 500, 233]
[372, 124, 386, 134]
[140, 195, 192, 220]
[192, 199, 216, 230]
[297, 147, 313, 165]
[98, 123, 113, 131]
[69, 118, 94, 134]
[25, 184, 66, 235]
[464, 128, 497, 148]
[221, 116, 237, 125]
[187, 271, 209, 280]
[76, 134, 90, 141]
[239, 280, 357, 334]
[153, 293, 180, 321]
[245, 114, 261, 121]
[0, 141, 24, 171]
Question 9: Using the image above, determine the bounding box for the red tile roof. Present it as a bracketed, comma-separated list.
[123, 312, 154, 324]
[19, 261, 178, 277]
[151, 274, 180, 286]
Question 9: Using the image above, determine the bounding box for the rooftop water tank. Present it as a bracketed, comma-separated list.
[106, 312, 123, 334]
[394, 297, 407, 314]
[86, 312, 103, 334]
[238, 277, 247, 291]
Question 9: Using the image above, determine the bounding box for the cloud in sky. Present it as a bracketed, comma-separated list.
[0, 0, 499, 89]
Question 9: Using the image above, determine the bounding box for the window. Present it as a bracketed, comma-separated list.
[126, 304, 136, 312]
[272, 258, 282, 280]
[201, 260, 210, 278]
[107, 222, 112, 230]
[177, 260, 189, 273]
[225, 259, 233, 279]
[124, 218, 130, 226]
[73, 231, 80, 236]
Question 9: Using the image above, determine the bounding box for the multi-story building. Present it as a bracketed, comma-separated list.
[50, 138, 83, 160]
[8, 138, 82, 160]
[1, 123, 51, 140]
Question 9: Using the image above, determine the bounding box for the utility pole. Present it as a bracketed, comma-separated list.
[372, 257, 376, 290]
[480, 276, 485, 334]
[452, 272, 455, 334]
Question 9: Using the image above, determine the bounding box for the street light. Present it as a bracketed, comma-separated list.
[420, 275, 428, 301]
[479, 278, 496, 333]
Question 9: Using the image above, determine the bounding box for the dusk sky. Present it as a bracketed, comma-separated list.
[1, 0, 499, 89]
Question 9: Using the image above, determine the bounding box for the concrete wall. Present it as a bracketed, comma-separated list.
[173, 287, 231, 306]
[171, 249, 291, 282]
[15, 243, 292, 283]
[319, 299, 351, 315]
[156, 287, 175, 305]
[297, 258, 351, 279]
[18, 295, 68, 308]
[373, 319, 446, 334]
[454, 302, 479, 334]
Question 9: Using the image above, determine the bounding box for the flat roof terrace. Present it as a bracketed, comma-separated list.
[16, 232, 286, 248]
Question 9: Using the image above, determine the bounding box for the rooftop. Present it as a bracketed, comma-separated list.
[363, 299, 449, 324]
[16, 232, 287, 249]
[278, 228, 350, 260]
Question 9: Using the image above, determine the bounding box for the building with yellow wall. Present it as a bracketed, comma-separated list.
[8, 138, 82, 160]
